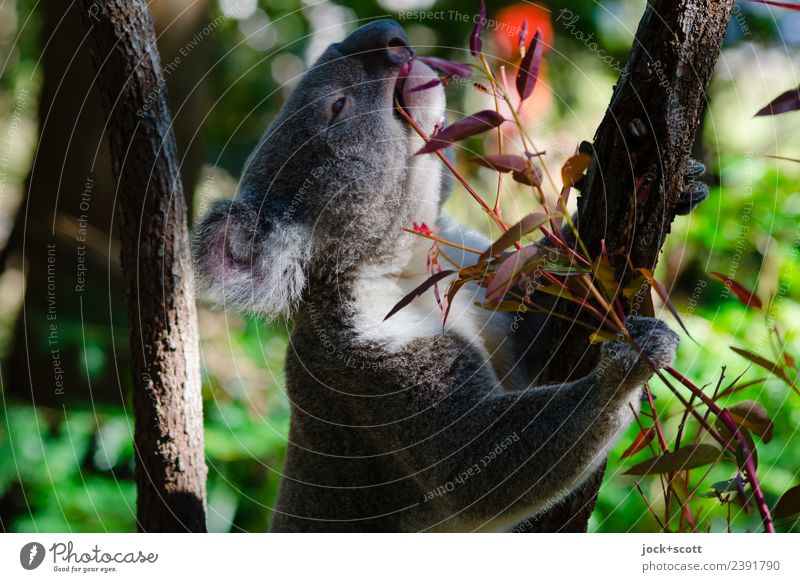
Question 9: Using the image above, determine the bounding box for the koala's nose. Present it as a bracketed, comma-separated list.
[339, 19, 414, 66]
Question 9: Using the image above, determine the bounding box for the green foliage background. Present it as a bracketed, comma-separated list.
[1, 0, 799, 532]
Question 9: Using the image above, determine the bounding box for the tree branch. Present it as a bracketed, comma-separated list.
[78, 0, 207, 532]
[577, 0, 734, 272]
[521, 0, 734, 532]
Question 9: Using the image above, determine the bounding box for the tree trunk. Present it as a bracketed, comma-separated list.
[519, 0, 734, 532]
[0, 0, 211, 409]
[77, 0, 207, 532]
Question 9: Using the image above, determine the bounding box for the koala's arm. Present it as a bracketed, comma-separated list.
[391, 317, 677, 530]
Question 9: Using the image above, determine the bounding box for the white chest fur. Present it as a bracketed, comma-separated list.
[350, 214, 519, 387]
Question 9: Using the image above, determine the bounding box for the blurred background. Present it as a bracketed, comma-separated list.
[0, 0, 799, 532]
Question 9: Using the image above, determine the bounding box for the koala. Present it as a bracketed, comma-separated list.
[192, 20, 680, 532]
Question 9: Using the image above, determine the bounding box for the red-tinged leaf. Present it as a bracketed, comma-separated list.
[624, 444, 723, 475]
[563, 276, 591, 302]
[726, 400, 774, 443]
[485, 246, 540, 305]
[411, 221, 433, 236]
[638, 268, 692, 338]
[561, 153, 592, 187]
[479, 213, 549, 261]
[407, 78, 442, 93]
[512, 166, 543, 187]
[710, 272, 763, 309]
[519, 20, 529, 53]
[470, 152, 543, 186]
[755, 86, 800, 116]
[775, 483, 800, 519]
[750, 0, 800, 10]
[384, 270, 455, 321]
[518, 19, 528, 56]
[470, 154, 528, 173]
[552, 185, 570, 231]
[416, 56, 473, 78]
[416, 110, 505, 155]
[557, 183, 571, 214]
[785, 352, 797, 369]
[730, 346, 797, 389]
[470, 0, 486, 56]
[441, 274, 476, 326]
[621, 428, 656, 459]
[516, 30, 543, 103]
[395, 61, 411, 96]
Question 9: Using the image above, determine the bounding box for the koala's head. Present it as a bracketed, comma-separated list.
[193, 19, 447, 319]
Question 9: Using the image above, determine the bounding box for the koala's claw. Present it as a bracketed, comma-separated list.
[675, 158, 708, 216]
[685, 157, 706, 179]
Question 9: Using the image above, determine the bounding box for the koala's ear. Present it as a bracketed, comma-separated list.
[192, 199, 310, 320]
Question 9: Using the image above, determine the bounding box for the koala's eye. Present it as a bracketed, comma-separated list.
[330, 96, 347, 120]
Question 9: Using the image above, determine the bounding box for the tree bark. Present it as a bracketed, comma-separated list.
[77, 0, 207, 532]
[520, 0, 734, 532]
[0, 0, 211, 410]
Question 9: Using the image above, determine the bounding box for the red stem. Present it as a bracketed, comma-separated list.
[394, 99, 507, 231]
[539, 226, 591, 267]
[666, 366, 776, 533]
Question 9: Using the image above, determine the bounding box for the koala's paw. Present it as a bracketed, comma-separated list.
[675, 158, 708, 215]
[625, 317, 680, 369]
[598, 317, 679, 398]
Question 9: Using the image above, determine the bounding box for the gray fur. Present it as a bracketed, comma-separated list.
[192, 20, 680, 532]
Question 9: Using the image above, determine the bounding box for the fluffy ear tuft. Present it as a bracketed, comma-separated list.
[192, 199, 310, 320]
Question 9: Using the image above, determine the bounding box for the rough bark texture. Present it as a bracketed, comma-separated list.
[1, 0, 210, 409]
[520, 0, 734, 532]
[78, 0, 207, 532]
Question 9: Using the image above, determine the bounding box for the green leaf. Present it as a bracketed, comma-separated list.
[592, 256, 617, 295]
[622, 276, 646, 299]
[697, 478, 743, 499]
[589, 329, 619, 345]
[711, 478, 742, 494]
[624, 444, 723, 475]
